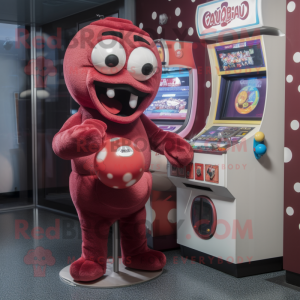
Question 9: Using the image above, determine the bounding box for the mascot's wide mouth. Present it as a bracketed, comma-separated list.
[94, 81, 149, 117]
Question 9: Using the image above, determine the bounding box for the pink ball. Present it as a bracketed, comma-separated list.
[94, 137, 145, 189]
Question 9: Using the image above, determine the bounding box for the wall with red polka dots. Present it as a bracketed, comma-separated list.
[284, 1, 300, 275]
[137, 0, 300, 274]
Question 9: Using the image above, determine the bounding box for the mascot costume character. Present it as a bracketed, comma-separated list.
[53, 17, 193, 282]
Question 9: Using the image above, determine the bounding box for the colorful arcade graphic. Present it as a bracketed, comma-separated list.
[215, 39, 265, 72]
[218, 50, 254, 71]
[205, 165, 219, 184]
[144, 70, 190, 120]
[235, 85, 259, 114]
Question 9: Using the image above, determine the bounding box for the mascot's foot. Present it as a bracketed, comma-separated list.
[123, 250, 166, 271]
[70, 257, 105, 282]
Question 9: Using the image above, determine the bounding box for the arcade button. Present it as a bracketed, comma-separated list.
[186, 163, 194, 179]
[253, 132, 267, 159]
[195, 164, 204, 181]
[254, 144, 267, 156]
[254, 131, 265, 142]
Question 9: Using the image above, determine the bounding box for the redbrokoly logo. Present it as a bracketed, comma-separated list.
[24, 247, 55, 277]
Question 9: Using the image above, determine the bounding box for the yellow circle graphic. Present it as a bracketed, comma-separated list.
[235, 86, 260, 115]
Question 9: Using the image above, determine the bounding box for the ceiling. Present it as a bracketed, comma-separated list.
[0, 0, 115, 26]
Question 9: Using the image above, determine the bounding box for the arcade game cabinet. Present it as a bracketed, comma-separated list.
[146, 39, 206, 250]
[168, 0, 286, 277]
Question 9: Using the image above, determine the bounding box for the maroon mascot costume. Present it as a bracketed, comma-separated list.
[53, 17, 193, 282]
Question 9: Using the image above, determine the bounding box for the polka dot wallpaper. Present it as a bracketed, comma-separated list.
[136, 0, 211, 42]
[136, 0, 212, 137]
[284, 0, 300, 274]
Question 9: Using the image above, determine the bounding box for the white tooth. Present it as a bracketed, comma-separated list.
[107, 88, 115, 98]
[129, 94, 138, 109]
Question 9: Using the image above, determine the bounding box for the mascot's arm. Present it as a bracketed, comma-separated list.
[52, 109, 107, 160]
[140, 114, 193, 168]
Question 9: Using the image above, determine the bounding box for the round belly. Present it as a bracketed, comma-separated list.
[70, 171, 152, 218]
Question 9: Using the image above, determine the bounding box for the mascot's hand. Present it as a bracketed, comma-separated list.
[70, 119, 107, 155]
[164, 138, 194, 168]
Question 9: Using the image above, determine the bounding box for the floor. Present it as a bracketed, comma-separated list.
[1, 208, 300, 300]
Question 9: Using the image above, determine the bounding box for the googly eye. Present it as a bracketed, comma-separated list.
[91, 39, 126, 75]
[127, 47, 158, 81]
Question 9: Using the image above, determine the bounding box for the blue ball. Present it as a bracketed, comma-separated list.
[255, 144, 267, 155]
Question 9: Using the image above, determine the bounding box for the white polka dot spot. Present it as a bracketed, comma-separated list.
[139, 23, 143, 29]
[191, 0, 195, 2]
[96, 147, 107, 162]
[152, 12, 157, 20]
[167, 208, 177, 223]
[107, 173, 113, 179]
[287, 1, 296, 12]
[110, 137, 120, 142]
[284, 147, 292, 163]
[176, 38, 179, 41]
[286, 75, 293, 83]
[178, 21, 182, 28]
[206, 81, 211, 88]
[157, 26, 162, 34]
[188, 27, 194, 36]
[152, 208, 156, 222]
[174, 42, 181, 51]
[113, 186, 119, 189]
[294, 182, 300, 193]
[298, 85, 300, 93]
[123, 173, 132, 182]
[291, 120, 299, 130]
[140, 168, 143, 172]
[286, 207, 294, 216]
[293, 52, 300, 63]
[175, 7, 181, 16]
[126, 179, 137, 187]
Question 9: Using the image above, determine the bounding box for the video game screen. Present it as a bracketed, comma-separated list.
[217, 75, 267, 120]
[144, 70, 190, 120]
[215, 39, 265, 72]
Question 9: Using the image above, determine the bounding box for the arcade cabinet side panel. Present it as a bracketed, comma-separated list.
[188, 43, 211, 140]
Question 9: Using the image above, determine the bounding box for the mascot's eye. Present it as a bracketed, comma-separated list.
[127, 47, 158, 81]
[91, 39, 126, 75]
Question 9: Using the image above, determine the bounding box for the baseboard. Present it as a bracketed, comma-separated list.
[180, 245, 283, 278]
[286, 271, 300, 287]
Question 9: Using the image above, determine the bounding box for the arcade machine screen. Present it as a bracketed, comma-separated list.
[216, 75, 267, 121]
[144, 70, 190, 132]
[191, 74, 267, 153]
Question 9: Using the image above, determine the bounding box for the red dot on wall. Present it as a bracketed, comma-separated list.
[186, 234, 191, 240]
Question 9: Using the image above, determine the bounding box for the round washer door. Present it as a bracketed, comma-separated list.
[191, 196, 217, 240]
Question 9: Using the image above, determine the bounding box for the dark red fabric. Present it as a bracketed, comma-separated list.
[53, 17, 193, 282]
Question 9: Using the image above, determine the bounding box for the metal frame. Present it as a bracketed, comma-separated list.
[0, 0, 136, 214]
[30, 0, 38, 208]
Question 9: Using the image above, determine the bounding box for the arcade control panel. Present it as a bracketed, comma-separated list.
[190, 126, 254, 153]
[169, 126, 254, 187]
